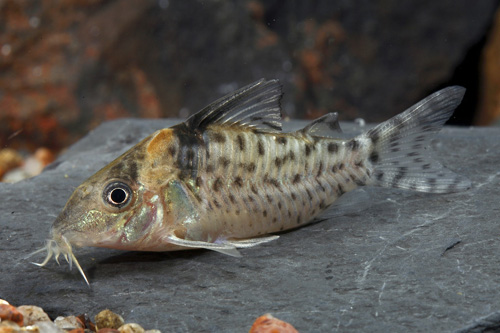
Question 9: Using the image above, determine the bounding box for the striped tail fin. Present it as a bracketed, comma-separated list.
[363, 86, 471, 193]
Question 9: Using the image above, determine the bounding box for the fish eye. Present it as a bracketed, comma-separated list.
[103, 181, 132, 208]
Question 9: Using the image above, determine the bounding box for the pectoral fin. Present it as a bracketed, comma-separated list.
[226, 235, 279, 248]
[165, 234, 242, 257]
[165, 234, 280, 257]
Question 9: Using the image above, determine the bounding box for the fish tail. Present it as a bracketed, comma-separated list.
[362, 86, 471, 193]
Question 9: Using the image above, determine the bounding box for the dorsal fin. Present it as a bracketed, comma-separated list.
[182, 79, 283, 133]
[296, 112, 343, 138]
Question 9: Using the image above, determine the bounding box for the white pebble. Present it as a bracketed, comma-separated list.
[17, 305, 51, 325]
[54, 316, 83, 330]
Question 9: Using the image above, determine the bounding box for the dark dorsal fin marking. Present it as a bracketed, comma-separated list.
[182, 79, 283, 133]
[296, 112, 343, 138]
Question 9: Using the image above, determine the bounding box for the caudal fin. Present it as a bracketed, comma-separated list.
[363, 86, 471, 193]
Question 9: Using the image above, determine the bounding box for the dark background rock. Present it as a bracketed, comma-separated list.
[0, 0, 497, 151]
[1, 118, 499, 332]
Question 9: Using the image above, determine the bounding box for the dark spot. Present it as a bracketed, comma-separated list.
[258, 140, 265, 155]
[319, 200, 326, 209]
[280, 226, 284, 231]
[196, 176, 202, 187]
[337, 183, 345, 195]
[251, 184, 258, 195]
[273, 217, 277, 223]
[347, 140, 360, 151]
[296, 215, 301, 225]
[266, 194, 273, 202]
[317, 162, 323, 177]
[219, 157, 230, 168]
[288, 150, 296, 161]
[212, 132, 226, 143]
[263, 210, 268, 217]
[389, 134, 400, 145]
[248, 195, 255, 202]
[305, 144, 312, 156]
[275, 157, 282, 168]
[338, 163, 345, 170]
[236, 210, 240, 215]
[412, 144, 422, 150]
[414, 157, 424, 163]
[276, 137, 287, 145]
[288, 210, 292, 217]
[213, 178, 223, 192]
[206, 164, 214, 173]
[331, 165, 338, 173]
[407, 152, 419, 157]
[422, 125, 433, 132]
[316, 179, 326, 192]
[236, 134, 245, 151]
[168, 146, 177, 157]
[391, 147, 400, 153]
[369, 152, 379, 163]
[229, 194, 236, 204]
[278, 202, 282, 209]
[128, 162, 138, 182]
[376, 171, 384, 181]
[327, 143, 339, 153]
[291, 192, 297, 200]
[415, 135, 426, 142]
[293, 174, 301, 184]
[246, 163, 256, 172]
[251, 116, 263, 121]
[306, 189, 313, 200]
[355, 160, 364, 168]
[234, 176, 243, 187]
[305, 162, 309, 172]
[354, 176, 365, 186]
[269, 178, 281, 190]
[428, 178, 437, 186]
[422, 163, 431, 170]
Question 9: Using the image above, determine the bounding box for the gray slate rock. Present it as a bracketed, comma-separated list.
[1, 118, 499, 332]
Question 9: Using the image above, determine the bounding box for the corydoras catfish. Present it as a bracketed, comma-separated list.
[31, 79, 470, 284]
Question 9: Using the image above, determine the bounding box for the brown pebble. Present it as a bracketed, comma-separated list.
[97, 329, 120, 333]
[17, 305, 50, 325]
[77, 313, 95, 331]
[95, 310, 124, 330]
[249, 313, 298, 333]
[0, 304, 23, 326]
[0, 149, 23, 180]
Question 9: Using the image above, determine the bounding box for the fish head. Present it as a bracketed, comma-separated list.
[33, 139, 172, 284]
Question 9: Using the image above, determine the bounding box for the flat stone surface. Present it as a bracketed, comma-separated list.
[1, 118, 499, 332]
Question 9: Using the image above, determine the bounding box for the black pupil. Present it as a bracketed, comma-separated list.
[110, 188, 127, 204]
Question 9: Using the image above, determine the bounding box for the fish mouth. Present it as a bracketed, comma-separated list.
[27, 234, 89, 285]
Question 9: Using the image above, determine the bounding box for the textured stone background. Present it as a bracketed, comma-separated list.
[1, 118, 499, 332]
[0, 0, 498, 151]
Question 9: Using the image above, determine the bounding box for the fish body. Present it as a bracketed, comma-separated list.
[32, 79, 470, 283]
